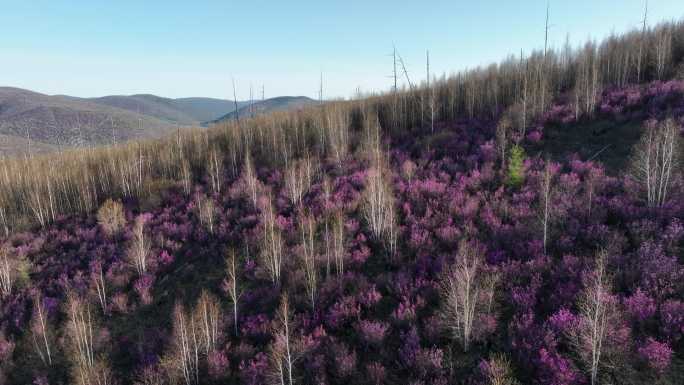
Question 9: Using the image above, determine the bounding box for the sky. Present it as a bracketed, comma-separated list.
[0, 0, 682, 100]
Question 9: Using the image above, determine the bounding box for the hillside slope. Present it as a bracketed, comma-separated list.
[0, 87, 175, 147]
[207, 96, 317, 125]
[0, 88, 315, 154]
[88, 94, 250, 125]
[0, 134, 57, 157]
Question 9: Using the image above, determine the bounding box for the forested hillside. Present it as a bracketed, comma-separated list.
[0, 19, 682, 385]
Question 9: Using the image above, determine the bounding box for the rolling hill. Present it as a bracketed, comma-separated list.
[0, 88, 312, 157]
[86, 94, 251, 125]
[0, 87, 175, 151]
[207, 96, 317, 125]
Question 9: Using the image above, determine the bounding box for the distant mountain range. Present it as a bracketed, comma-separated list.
[0, 87, 315, 156]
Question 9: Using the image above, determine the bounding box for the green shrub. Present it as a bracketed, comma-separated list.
[506, 145, 526, 187]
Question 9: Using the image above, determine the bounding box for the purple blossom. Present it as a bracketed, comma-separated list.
[356, 320, 389, 346]
[548, 308, 578, 334]
[207, 349, 230, 379]
[624, 288, 656, 323]
[638, 338, 672, 374]
[134, 274, 155, 305]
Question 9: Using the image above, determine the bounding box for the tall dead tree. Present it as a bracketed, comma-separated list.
[637, 0, 649, 83]
[539, 2, 551, 116]
[544, 2, 550, 58]
[250, 83, 255, 118]
[520, 53, 529, 141]
[232, 78, 240, 126]
[427, 50, 435, 133]
[397, 51, 414, 90]
[392, 46, 398, 93]
[319, 72, 324, 105]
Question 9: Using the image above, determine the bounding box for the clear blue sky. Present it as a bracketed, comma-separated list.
[1, 0, 682, 100]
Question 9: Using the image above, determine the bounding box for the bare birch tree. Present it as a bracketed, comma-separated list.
[260, 196, 284, 284]
[440, 241, 494, 352]
[481, 353, 520, 385]
[0, 246, 14, 298]
[195, 194, 216, 235]
[243, 151, 260, 207]
[285, 156, 315, 207]
[31, 295, 54, 366]
[326, 108, 349, 165]
[332, 213, 346, 277]
[180, 158, 192, 196]
[653, 26, 672, 80]
[208, 148, 223, 195]
[194, 290, 222, 355]
[268, 294, 299, 385]
[65, 294, 114, 385]
[539, 161, 555, 255]
[629, 118, 681, 207]
[362, 146, 397, 256]
[496, 116, 512, 170]
[164, 303, 200, 385]
[570, 251, 622, 385]
[128, 215, 151, 275]
[225, 249, 243, 336]
[323, 212, 346, 278]
[300, 216, 318, 310]
[91, 261, 108, 314]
